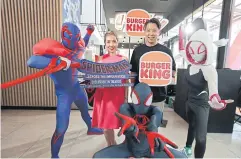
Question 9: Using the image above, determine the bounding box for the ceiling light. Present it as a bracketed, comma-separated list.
[109, 18, 115, 24]
[118, 35, 123, 39]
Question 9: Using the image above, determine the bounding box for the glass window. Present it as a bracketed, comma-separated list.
[161, 0, 226, 69]
[183, 0, 224, 67]
[225, 0, 241, 70]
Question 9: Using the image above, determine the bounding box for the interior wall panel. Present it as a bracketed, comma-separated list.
[1, 0, 62, 107]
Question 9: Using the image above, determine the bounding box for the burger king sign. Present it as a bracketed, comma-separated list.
[115, 9, 169, 37]
[125, 9, 151, 37]
[139, 51, 173, 86]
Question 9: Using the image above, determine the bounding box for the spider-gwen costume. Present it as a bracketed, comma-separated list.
[93, 82, 187, 158]
[27, 22, 103, 158]
[179, 18, 233, 158]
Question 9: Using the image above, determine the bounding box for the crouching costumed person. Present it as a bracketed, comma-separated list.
[93, 82, 187, 158]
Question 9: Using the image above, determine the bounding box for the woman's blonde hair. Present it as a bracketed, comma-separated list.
[104, 31, 118, 43]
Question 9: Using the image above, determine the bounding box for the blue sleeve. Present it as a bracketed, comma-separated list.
[83, 33, 91, 46]
[151, 106, 163, 128]
[145, 106, 163, 132]
[27, 55, 54, 69]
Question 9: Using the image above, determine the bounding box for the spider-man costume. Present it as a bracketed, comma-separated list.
[93, 83, 187, 158]
[27, 22, 103, 158]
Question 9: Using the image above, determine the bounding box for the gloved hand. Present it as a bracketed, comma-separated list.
[146, 131, 178, 157]
[154, 138, 165, 152]
[146, 121, 164, 150]
[86, 24, 95, 35]
[114, 112, 140, 143]
[209, 94, 234, 111]
[124, 124, 136, 135]
[58, 56, 71, 71]
[123, 125, 140, 143]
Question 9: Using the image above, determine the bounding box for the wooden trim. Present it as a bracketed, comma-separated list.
[1, 0, 62, 107]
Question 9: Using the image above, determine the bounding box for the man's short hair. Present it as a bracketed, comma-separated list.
[144, 18, 161, 30]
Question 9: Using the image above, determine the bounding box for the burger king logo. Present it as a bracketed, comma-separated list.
[139, 51, 173, 86]
[125, 9, 151, 37]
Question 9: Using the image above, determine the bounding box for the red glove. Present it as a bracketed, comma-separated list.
[209, 94, 234, 111]
[86, 24, 95, 35]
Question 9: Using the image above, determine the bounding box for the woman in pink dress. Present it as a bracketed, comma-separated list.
[92, 31, 128, 146]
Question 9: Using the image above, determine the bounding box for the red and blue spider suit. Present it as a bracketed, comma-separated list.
[93, 82, 187, 158]
[27, 22, 103, 158]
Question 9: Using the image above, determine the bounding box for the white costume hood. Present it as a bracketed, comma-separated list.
[179, 18, 229, 67]
[187, 29, 215, 65]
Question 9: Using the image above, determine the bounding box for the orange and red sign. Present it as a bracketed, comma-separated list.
[125, 9, 151, 37]
[139, 51, 173, 86]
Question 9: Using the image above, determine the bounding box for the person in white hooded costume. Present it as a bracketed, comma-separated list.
[178, 18, 233, 158]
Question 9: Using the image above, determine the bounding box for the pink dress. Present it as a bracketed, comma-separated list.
[92, 54, 126, 129]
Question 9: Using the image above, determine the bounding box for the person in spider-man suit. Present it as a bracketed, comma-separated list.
[27, 22, 103, 158]
[93, 82, 187, 158]
[179, 18, 233, 158]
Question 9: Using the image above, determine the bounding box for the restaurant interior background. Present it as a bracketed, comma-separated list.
[81, 0, 241, 106]
[108, 0, 241, 71]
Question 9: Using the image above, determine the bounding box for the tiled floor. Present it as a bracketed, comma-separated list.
[1, 108, 241, 158]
